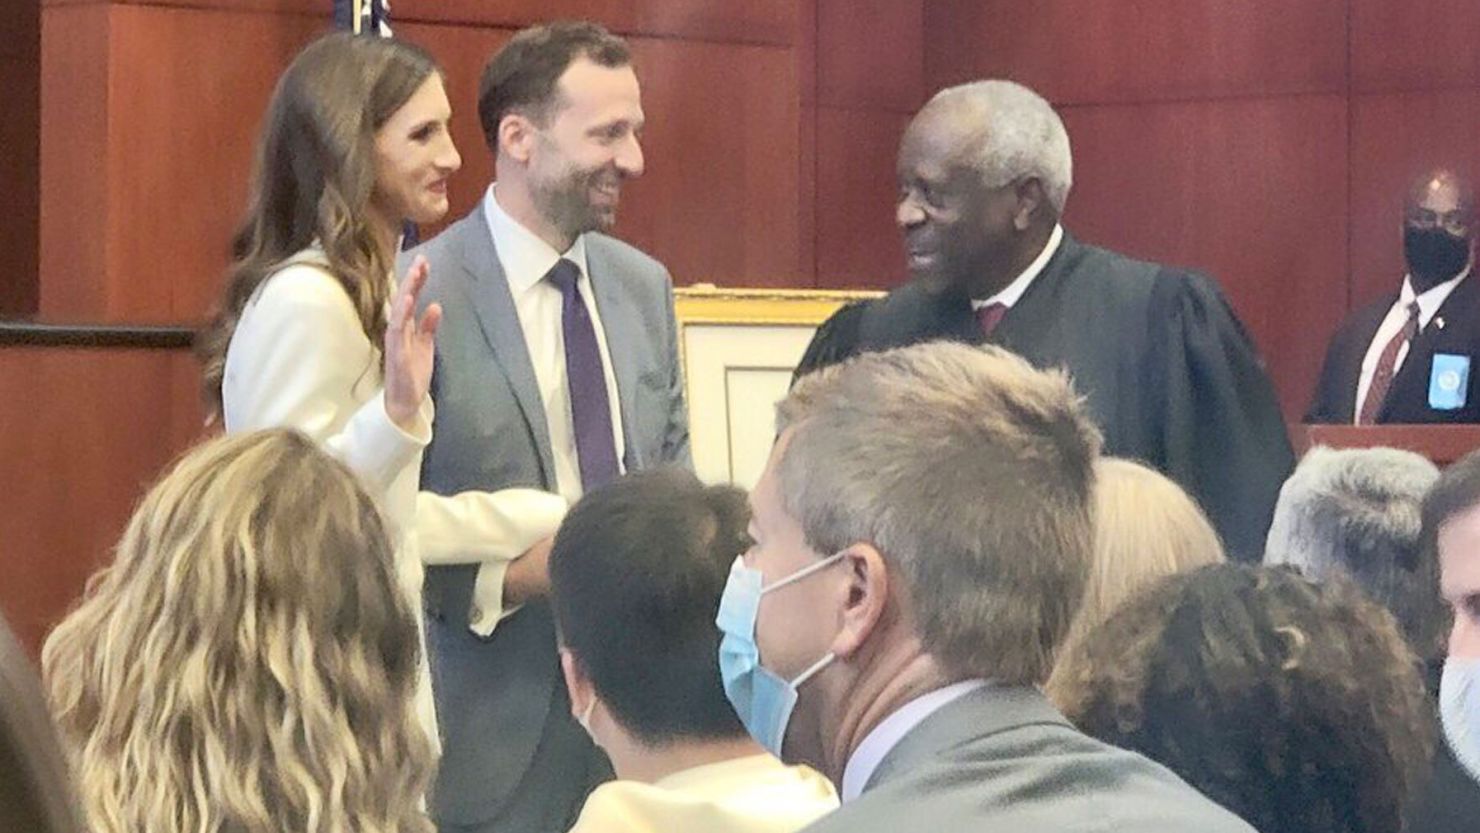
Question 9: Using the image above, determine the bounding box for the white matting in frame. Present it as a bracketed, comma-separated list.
[674, 286, 882, 489]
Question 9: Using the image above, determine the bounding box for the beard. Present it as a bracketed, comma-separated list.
[530, 159, 622, 243]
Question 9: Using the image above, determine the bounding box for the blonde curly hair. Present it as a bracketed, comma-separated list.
[42, 429, 434, 833]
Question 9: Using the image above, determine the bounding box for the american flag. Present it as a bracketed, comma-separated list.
[334, 0, 392, 37]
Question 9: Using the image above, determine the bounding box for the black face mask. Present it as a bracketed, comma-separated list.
[1404, 226, 1471, 283]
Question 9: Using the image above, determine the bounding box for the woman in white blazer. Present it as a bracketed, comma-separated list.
[196, 33, 566, 749]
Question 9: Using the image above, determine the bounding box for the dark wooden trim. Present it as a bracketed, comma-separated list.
[0, 322, 196, 348]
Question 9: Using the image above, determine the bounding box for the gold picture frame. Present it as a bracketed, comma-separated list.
[672, 284, 883, 486]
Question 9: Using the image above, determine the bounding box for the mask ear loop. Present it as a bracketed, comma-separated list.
[761, 551, 847, 595]
[789, 651, 836, 687]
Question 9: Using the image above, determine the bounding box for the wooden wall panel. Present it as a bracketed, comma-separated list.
[107, 5, 321, 321]
[100, 0, 798, 45]
[1061, 96, 1350, 423]
[1351, 0, 1480, 92]
[397, 0, 797, 47]
[924, 0, 1347, 105]
[814, 108, 911, 288]
[0, 55, 40, 317]
[38, 4, 110, 319]
[0, 0, 40, 316]
[40, 4, 320, 323]
[1348, 90, 1480, 303]
[398, 20, 803, 288]
[0, 346, 202, 656]
[816, 0, 923, 112]
[812, 0, 924, 289]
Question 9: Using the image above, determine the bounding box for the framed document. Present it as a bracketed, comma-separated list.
[673, 285, 882, 488]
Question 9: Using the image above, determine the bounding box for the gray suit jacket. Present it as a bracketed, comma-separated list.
[804, 686, 1255, 833]
[406, 203, 690, 831]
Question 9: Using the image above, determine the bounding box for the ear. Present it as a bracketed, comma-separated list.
[829, 544, 889, 660]
[1012, 177, 1047, 231]
[498, 112, 538, 165]
[559, 647, 594, 719]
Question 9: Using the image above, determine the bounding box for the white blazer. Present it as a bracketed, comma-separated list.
[221, 249, 567, 747]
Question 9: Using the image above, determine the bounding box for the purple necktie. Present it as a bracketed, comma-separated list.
[548, 258, 620, 493]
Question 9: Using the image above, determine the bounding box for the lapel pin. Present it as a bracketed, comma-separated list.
[1436, 317, 1446, 330]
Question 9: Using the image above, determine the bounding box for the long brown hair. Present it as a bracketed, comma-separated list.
[43, 429, 434, 833]
[198, 32, 439, 416]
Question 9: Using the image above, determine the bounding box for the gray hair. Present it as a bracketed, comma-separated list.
[1264, 446, 1447, 661]
[776, 342, 1102, 684]
[929, 80, 1073, 215]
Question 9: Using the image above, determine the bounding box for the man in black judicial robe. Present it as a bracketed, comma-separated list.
[795, 80, 1293, 561]
[1308, 169, 1480, 426]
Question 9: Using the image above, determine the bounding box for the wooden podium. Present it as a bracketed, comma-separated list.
[1303, 424, 1480, 466]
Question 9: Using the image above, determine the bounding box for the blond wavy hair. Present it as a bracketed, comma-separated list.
[1046, 457, 1224, 701]
[42, 429, 434, 833]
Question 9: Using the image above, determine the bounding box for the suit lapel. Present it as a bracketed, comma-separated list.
[457, 205, 558, 482]
[1380, 276, 1478, 420]
[585, 240, 641, 469]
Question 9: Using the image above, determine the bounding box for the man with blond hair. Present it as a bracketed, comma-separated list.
[718, 341, 1256, 831]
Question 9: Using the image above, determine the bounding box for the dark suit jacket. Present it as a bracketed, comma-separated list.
[802, 686, 1255, 833]
[1307, 275, 1480, 424]
[406, 203, 690, 831]
[797, 233, 1294, 561]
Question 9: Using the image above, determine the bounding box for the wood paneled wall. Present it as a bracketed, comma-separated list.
[0, 343, 202, 653]
[0, 0, 40, 316]
[10, 0, 1480, 650]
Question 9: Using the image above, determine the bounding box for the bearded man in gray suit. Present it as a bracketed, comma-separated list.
[718, 341, 1254, 833]
[407, 21, 690, 833]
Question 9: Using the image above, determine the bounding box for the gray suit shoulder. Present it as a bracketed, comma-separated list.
[399, 216, 484, 316]
[801, 723, 1256, 833]
[586, 232, 674, 288]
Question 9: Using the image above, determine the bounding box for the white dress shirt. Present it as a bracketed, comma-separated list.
[971, 224, 1065, 312]
[568, 754, 838, 833]
[839, 679, 988, 802]
[485, 186, 627, 505]
[1355, 267, 1470, 418]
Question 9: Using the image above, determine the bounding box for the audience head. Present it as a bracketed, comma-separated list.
[0, 616, 85, 833]
[550, 467, 750, 766]
[200, 32, 457, 413]
[1265, 446, 1447, 667]
[723, 341, 1100, 774]
[1403, 168, 1475, 291]
[896, 79, 1071, 295]
[1046, 457, 1223, 701]
[42, 429, 433, 833]
[479, 21, 643, 251]
[1422, 450, 1480, 782]
[1056, 563, 1433, 833]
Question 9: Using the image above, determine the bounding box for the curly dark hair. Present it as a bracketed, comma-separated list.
[1054, 564, 1433, 833]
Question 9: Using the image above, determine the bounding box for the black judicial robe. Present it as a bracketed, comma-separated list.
[796, 232, 1294, 561]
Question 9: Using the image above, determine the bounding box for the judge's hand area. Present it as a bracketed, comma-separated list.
[384, 255, 442, 433]
[503, 536, 554, 607]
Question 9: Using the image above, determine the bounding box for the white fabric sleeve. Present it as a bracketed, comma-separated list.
[414, 488, 567, 636]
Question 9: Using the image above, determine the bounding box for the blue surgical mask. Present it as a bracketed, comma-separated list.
[716, 552, 844, 756]
[1440, 657, 1480, 783]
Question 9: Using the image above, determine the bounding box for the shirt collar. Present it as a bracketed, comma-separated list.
[972, 224, 1064, 310]
[484, 184, 590, 295]
[839, 679, 987, 802]
[1400, 264, 1470, 329]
